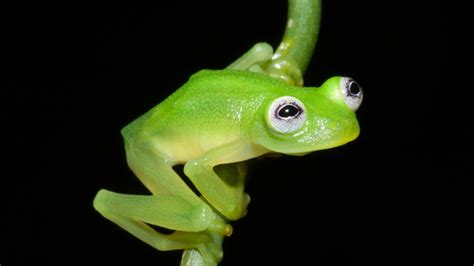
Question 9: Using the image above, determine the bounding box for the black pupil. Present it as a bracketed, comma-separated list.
[348, 81, 361, 96]
[278, 104, 299, 118]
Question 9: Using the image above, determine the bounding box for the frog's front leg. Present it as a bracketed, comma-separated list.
[226, 42, 273, 72]
[184, 142, 268, 220]
[226, 42, 303, 86]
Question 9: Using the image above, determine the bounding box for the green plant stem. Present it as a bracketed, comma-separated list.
[275, 0, 321, 76]
[262, 0, 321, 86]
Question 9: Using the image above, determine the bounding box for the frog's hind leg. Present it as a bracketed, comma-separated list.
[93, 142, 227, 264]
[94, 189, 217, 233]
[93, 190, 224, 264]
[94, 191, 208, 249]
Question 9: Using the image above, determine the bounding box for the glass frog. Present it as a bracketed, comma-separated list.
[93, 0, 363, 265]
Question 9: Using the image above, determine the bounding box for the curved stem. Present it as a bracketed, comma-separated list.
[276, 0, 321, 75]
[263, 0, 321, 86]
[227, 0, 321, 86]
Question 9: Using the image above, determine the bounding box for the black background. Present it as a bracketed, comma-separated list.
[4, 1, 470, 265]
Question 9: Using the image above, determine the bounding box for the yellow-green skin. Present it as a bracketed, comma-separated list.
[94, 69, 360, 265]
[92, 1, 362, 265]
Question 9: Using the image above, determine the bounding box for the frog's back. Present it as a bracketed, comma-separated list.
[121, 70, 287, 161]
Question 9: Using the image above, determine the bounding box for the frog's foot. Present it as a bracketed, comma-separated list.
[182, 248, 217, 266]
[262, 56, 304, 86]
[181, 233, 225, 266]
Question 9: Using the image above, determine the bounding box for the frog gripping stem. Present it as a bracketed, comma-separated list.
[265, 0, 321, 85]
[93, 1, 323, 266]
[227, 0, 321, 87]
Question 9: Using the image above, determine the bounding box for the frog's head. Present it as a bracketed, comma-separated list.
[253, 76, 363, 155]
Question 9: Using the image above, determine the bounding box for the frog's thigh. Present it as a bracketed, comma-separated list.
[125, 142, 199, 204]
[93, 189, 213, 250]
[184, 142, 265, 220]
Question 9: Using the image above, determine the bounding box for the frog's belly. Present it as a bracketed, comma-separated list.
[152, 133, 239, 163]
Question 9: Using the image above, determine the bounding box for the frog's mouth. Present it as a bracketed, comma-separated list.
[282, 119, 360, 156]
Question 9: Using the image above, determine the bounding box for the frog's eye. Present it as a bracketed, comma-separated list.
[341, 77, 363, 111]
[267, 96, 306, 134]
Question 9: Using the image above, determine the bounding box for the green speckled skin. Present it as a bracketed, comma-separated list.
[123, 70, 359, 160]
[93, 0, 362, 265]
[94, 69, 360, 265]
